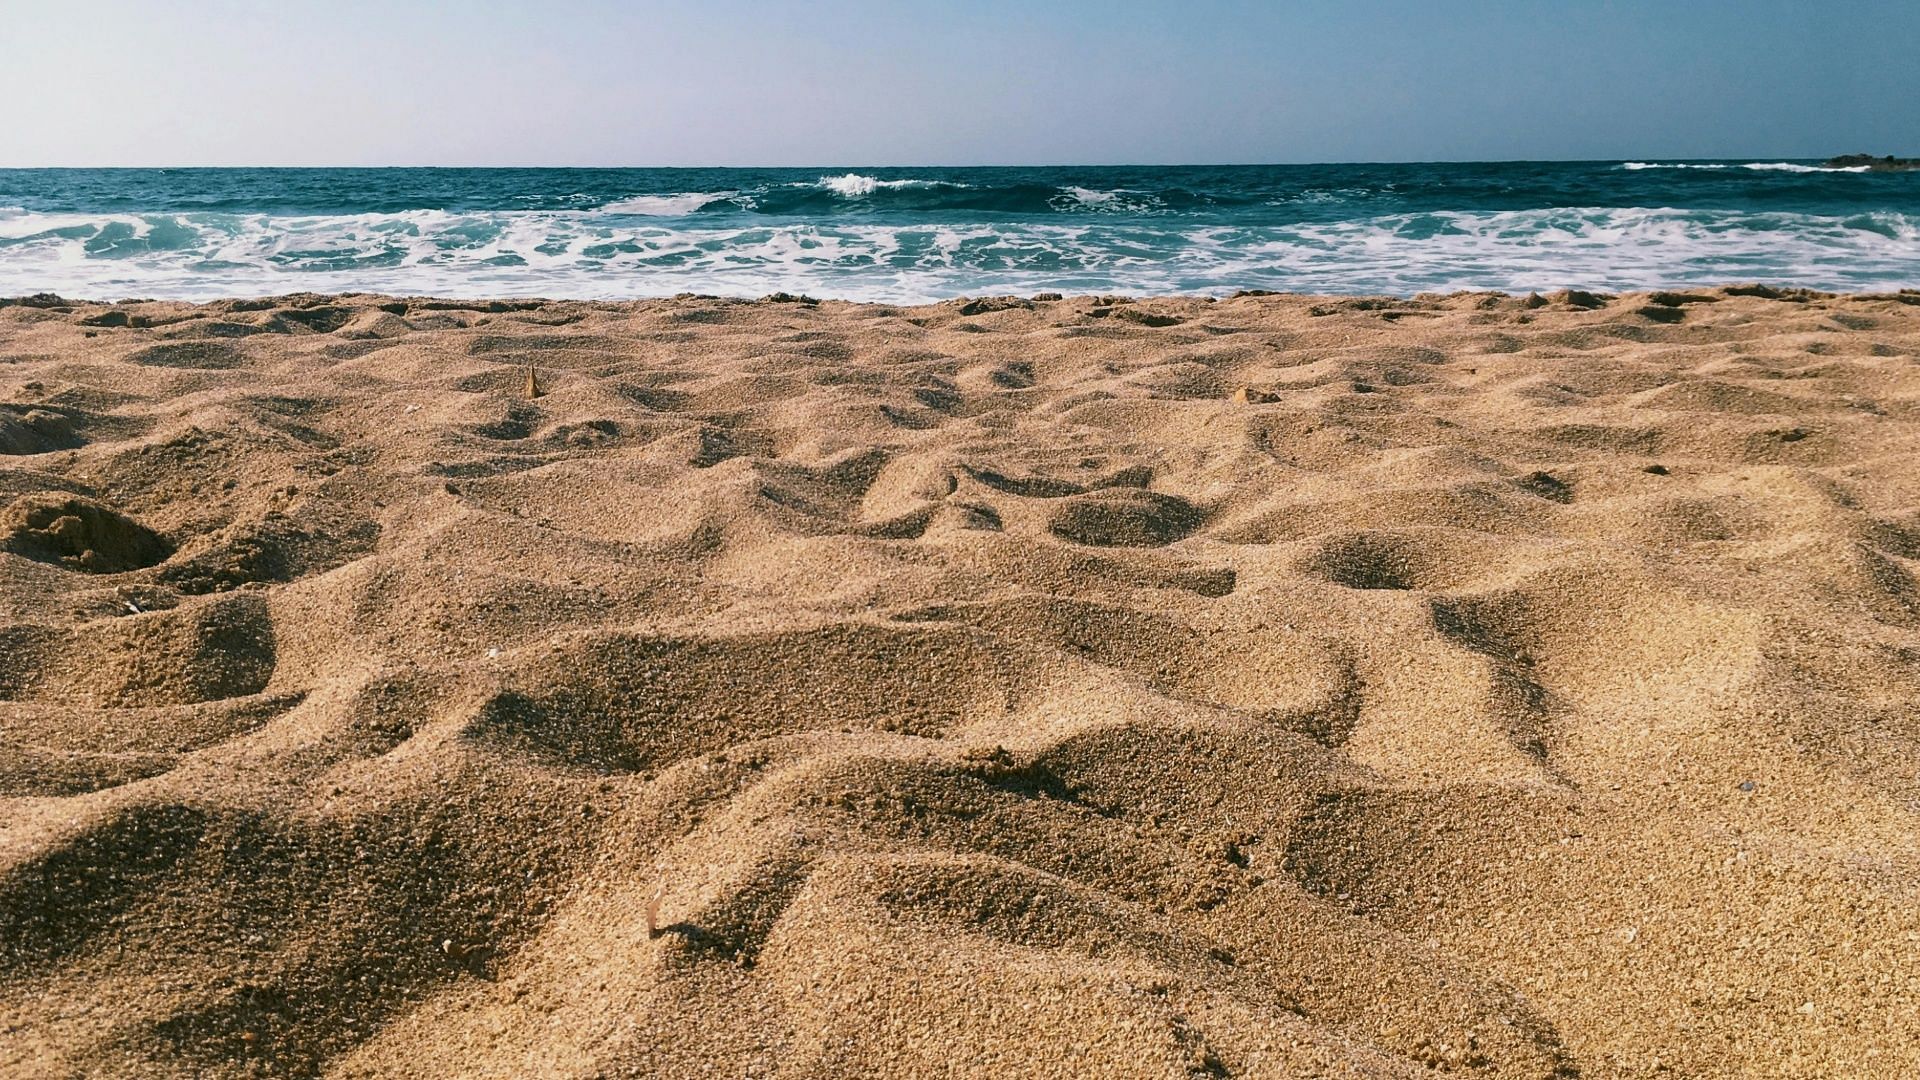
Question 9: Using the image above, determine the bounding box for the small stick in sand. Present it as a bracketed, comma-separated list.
[523, 360, 542, 399]
[645, 886, 666, 938]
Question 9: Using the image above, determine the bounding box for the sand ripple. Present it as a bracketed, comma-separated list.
[3, 287, 1919, 1077]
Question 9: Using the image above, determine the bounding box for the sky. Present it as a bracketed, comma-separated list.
[2, 0, 1916, 167]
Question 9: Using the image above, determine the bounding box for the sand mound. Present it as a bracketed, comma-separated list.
[3, 288, 1919, 1078]
[2, 494, 173, 573]
[0, 408, 83, 455]
[1049, 488, 1205, 547]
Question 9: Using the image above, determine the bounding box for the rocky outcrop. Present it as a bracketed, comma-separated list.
[1822, 154, 1920, 172]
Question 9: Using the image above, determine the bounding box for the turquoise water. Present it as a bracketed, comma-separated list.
[0, 162, 1914, 300]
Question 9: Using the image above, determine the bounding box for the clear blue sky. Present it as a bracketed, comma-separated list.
[3, 0, 1915, 167]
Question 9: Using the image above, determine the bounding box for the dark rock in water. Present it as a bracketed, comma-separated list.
[1822, 154, 1920, 172]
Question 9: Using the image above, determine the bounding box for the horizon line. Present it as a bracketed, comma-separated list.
[0, 154, 1877, 171]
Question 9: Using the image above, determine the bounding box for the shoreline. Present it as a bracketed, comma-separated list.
[7, 280, 1919, 311]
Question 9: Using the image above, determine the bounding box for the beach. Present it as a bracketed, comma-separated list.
[4, 286, 1920, 1077]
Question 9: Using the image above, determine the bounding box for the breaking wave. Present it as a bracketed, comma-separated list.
[0, 163, 1914, 300]
[1, 203, 1913, 302]
[600, 192, 736, 216]
[1621, 161, 1874, 173]
[814, 173, 969, 198]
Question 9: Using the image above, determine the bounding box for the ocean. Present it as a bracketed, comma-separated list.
[1, 162, 1915, 302]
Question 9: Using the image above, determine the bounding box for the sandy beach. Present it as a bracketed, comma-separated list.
[4, 286, 1919, 1077]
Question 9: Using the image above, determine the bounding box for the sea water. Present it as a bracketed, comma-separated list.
[0, 162, 1914, 301]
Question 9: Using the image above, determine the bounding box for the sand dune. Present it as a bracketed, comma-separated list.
[3, 286, 1919, 1077]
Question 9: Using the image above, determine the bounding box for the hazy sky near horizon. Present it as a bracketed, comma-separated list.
[3, 0, 1916, 167]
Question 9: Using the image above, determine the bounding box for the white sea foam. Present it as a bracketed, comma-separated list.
[600, 192, 732, 215]
[0, 205, 1913, 303]
[1061, 186, 1118, 205]
[1620, 161, 1871, 173]
[1051, 187, 1163, 212]
[1741, 162, 1870, 173]
[815, 174, 967, 197]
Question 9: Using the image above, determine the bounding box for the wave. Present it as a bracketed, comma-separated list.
[1621, 161, 1872, 173]
[600, 192, 736, 216]
[1048, 186, 1175, 213]
[746, 178, 1092, 216]
[1059, 185, 1119, 205]
[0, 204, 1912, 303]
[815, 174, 971, 198]
[581, 177, 1214, 217]
[1744, 162, 1871, 173]
[1622, 162, 1734, 171]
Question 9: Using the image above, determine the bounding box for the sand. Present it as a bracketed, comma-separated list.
[2, 286, 1918, 1078]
